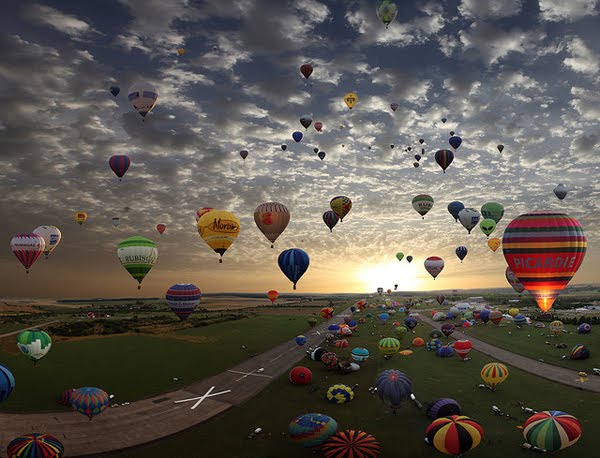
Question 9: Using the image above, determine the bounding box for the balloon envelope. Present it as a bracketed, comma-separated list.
[128, 81, 159, 118]
[197, 210, 240, 262]
[254, 202, 290, 248]
[374, 369, 411, 410]
[376, 1, 398, 27]
[16, 329, 52, 364]
[323, 211, 340, 232]
[278, 248, 310, 290]
[288, 413, 337, 447]
[343, 92, 357, 109]
[412, 195, 434, 218]
[116, 236, 158, 288]
[321, 430, 380, 458]
[300, 63, 313, 79]
[6, 434, 64, 458]
[330, 196, 352, 221]
[33, 225, 61, 258]
[554, 184, 568, 200]
[11, 234, 45, 273]
[425, 256, 444, 279]
[447, 201, 464, 222]
[458, 208, 480, 234]
[481, 202, 504, 223]
[109, 155, 131, 179]
[71, 387, 110, 419]
[523, 411, 581, 452]
[166, 284, 201, 321]
[426, 416, 483, 456]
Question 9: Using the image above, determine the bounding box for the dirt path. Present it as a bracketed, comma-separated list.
[0, 311, 347, 457]
[420, 315, 600, 393]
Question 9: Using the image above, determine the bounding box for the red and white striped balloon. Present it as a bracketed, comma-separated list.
[10, 233, 45, 273]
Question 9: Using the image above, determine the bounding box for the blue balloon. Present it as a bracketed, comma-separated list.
[436, 346, 455, 357]
[110, 86, 120, 97]
[295, 335, 308, 346]
[327, 324, 340, 333]
[455, 246, 468, 262]
[348, 320, 357, 328]
[292, 131, 303, 142]
[379, 313, 389, 322]
[480, 309, 490, 324]
[278, 248, 310, 290]
[449, 135, 462, 149]
[404, 317, 417, 330]
[0, 364, 15, 403]
[447, 201, 464, 222]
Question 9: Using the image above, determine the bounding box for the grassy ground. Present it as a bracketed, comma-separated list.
[455, 319, 599, 370]
[101, 309, 600, 458]
[0, 314, 312, 412]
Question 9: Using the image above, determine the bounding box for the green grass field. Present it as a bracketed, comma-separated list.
[0, 314, 312, 412]
[101, 309, 600, 458]
[454, 319, 599, 370]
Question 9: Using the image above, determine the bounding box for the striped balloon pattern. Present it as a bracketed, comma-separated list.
[165, 284, 202, 321]
[326, 384, 354, 404]
[10, 234, 45, 273]
[6, 433, 64, 458]
[71, 387, 110, 419]
[58, 388, 76, 407]
[523, 410, 582, 451]
[108, 155, 131, 180]
[116, 236, 158, 289]
[481, 362, 508, 389]
[425, 415, 484, 456]
[378, 337, 400, 356]
[570, 344, 590, 360]
[435, 149, 454, 173]
[278, 248, 310, 290]
[427, 398, 461, 420]
[412, 194, 434, 218]
[374, 369, 411, 411]
[0, 364, 16, 403]
[288, 413, 338, 447]
[254, 202, 290, 247]
[424, 256, 444, 279]
[323, 211, 340, 232]
[502, 212, 586, 312]
[321, 430, 381, 458]
[16, 329, 52, 364]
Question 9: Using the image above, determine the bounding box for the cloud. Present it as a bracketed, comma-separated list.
[458, 0, 524, 19]
[563, 36, 600, 75]
[20, 3, 96, 39]
[539, 0, 599, 22]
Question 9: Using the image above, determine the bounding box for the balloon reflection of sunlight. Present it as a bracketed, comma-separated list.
[357, 262, 424, 293]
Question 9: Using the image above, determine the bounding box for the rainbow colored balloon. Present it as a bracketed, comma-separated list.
[481, 362, 508, 389]
[503, 212, 586, 312]
[71, 387, 110, 420]
[288, 413, 338, 447]
[523, 411, 582, 452]
[6, 433, 64, 458]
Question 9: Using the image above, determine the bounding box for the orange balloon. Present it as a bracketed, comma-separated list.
[267, 290, 279, 304]
[412, 337, 425, 347]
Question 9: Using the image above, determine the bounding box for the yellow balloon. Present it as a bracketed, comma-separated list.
[487, 237, 501, 252]
[197, 210, 240, 262]
[508, 307, 519, 317]
[343, 92, 357, 109]
[177, 48, 185, 56]
[74, 211, 87, 225]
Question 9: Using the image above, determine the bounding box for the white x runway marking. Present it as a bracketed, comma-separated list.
[227, 369, 273, 381]
[174, 386, 232, 410]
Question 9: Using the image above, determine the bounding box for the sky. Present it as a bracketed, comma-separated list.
[1, 0, 599, 298]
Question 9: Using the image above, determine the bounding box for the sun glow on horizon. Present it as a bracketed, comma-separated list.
[356, 261, 426, 293]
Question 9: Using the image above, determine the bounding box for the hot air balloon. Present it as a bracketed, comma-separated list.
[330, 196, 352, 221]
[300, 63, 313, 79]
[323, 211, 340, 232]
[390, 102, 399, 112]
[578, 323, 591, 334]
[165, 284, 201, 321]
[281, 144, 287, 151]
[502, 212, 586, 312]
[16, 329, 51, 365]
[314, 121, 323, 132]
[376, 1, 398, 28]
[487, 238, 501, 252]
[197, 210, 240, 262]
[425, 257, 444, 279]
[497, 144, 504, 153]
[481, 202, 504, 223]
[412, 194, 434, 219]
[479, 218, 496, 237]
[58, 389, 75, 407]
[289, 366, 312, 384]
[10, 234, 45, 273]
[414, 154, 421, 162]
[513, 314, 527, 326]
[481, 362, 508, 389]
[128, 81, 159, 119]
[311, 347, 327, 362]
[321, 430, 380, 458]
[74, 212, 87, 225]
[254, 202, 290, 248]
[458, 208, 480, 234]
[288, 413, 337, 447]
[435, 294, 445, 306]
[299, 115, 312, 130]
[195, 207, 214, 222]
[406, 255, 413, 263]
[0, 364, 15, 404]
[33, 225, 61, 259]
[71, 387, 110, 420]
[294, 335, 307, 346]
[321, 351, 338, 369]
[111, 217, 120, 228]
[268, 290, 279, 304]
[343, 92, 357, 109]
[318, 151, 326, 160]
[455, 246, 468, 262]
[570, 344, 590, 360]
[553, 184, 568, 200]
[177, 47, 185, 56]
[550, 320, 564, 336]
[427, 338, 443, 351]
[441, 117, 447, 123]
[116, 236, 158, 289]
[292, 131, 303, 142]
[374, 369, 411, 413]
[278, 248, 309, 290]
[447, 201, 464, 222]
[505, 267, 525, 293]
[427, 399, 461, 420]
[109, 155, 131, 181]
[351, 347, 369, 363]
[425, 416, 484, 456]
[448, 136, 462, 150]
[454, 340, 472, 361]
[378, 337, 400, 357]
[396, 252, 404, 262]
[434, 149, 454, 173]
[239, 149, 248, 161]
[489, 310, 503, 325]
[523, 410, 582, 452]
[6, 434, 64, 458]
[156, 224, 166, 235]
[327, 384, 354, 403]
[321, 307, 334, 319]
[110, 86, 120, 96]
[441, 323, 455, 337]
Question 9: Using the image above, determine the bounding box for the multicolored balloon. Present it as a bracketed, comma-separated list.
[425, 256, 444, 279]
[330, 196, 352, 221]
[10, 233, 45, 273]
[32, 225, 61, 258]
[326, 384, 354, 404]
[116, 236, 158, 289]
[128, 81, 159, 119]
[195, 207, 214, 222]
[502, 212, 586, 312]
[376, 1, 398, 28]
[523, 411, 582, 452]
[412, 194, 434, 219]
[374, 369, 411, 412]
[481, 362, 508, 389]
[288, 413, 337, 447]
[505, 266, 526, 293]
[71, 387, 110, 419]
[254, 202, 290, 248]
[278, 248, 309, 290]
[267, 290, 279, 304]
[458, 208, 481, 234]
[16, 329, 52, 365]
[166, 284, 201, 321]
[321, 430, 380, 458]
[295, 335, 307, 346]
[197, 210, 240, 262]
[109, 155, 131, 181]
[378, 337, 401, 356]
[426, 416, 483, 456]
[74, 211, 87, 225]
[435, 149, 454, 173]
[6, 434, 64, 458]
[343, 92, 357, 109]
[323, 211, 340, 232]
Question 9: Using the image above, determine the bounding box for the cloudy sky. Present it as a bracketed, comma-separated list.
[1, 0, 599, 298]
